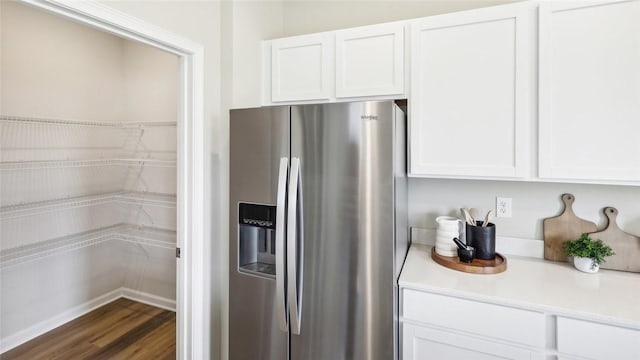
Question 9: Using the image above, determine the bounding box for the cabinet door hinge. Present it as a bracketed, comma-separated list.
[176, 247, 181, 258]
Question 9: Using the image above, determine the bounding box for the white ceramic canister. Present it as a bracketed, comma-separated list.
[435, 216, 464, 257]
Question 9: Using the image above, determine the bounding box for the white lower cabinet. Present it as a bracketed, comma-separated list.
[402, 289, 546, 348]
[400, 288, 640, 360]
[556, 317, 640, 360]
[401, 289, 545, 359]
[402, 323, 543, 360]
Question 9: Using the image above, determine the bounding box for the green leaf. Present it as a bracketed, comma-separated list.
[563, 234, 615, 265]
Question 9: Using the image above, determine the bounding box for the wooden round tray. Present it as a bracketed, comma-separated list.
[431, 247, 507, 274]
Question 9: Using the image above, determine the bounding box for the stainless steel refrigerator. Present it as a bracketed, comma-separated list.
[229, 100, 408, 360]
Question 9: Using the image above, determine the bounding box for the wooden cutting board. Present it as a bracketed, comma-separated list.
[588, 207, 640, 273]
[543, 194, 597, 262]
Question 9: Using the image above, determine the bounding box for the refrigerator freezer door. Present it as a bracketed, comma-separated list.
[229, 107, 289, 360]
[290, 102, 397, 360]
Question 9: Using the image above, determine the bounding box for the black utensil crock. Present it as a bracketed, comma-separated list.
[465, 221, 496, 260]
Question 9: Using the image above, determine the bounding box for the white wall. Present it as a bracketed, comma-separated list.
[224, 1, 284, 109]
[123, 41, 179, 124]
[122, 41, 178, 162]
[0, 0, 124, 122]
[409, 179, 640, 241]
[1, 242, 123, 337]
[282, 0, 520, 36]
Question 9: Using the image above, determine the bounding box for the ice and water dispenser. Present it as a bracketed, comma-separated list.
[238, 202, 277, 278]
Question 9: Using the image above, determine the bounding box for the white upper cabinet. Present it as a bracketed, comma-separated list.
[265, 23, 405, 104]
[271, 33, 333, 103]
[335, 23, 404, 98]
[538, 0, 640, 183]
[261, 1, 638, 185]
[409, 3, 531, 178]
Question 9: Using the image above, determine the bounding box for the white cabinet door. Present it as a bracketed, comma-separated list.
[271, 33, 333, 102]
[402, 323, 541, 360]
[335, 23, 404, 98]
[409, 3, 530, 178]
[538, 1, 640, 183]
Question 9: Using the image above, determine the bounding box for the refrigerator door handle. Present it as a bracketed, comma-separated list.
[287, 157, 304, 335]
[276, 157, 289, 333]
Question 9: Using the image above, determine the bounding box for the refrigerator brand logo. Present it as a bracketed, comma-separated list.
[243, 218, 273, 227]
[361, 115, 378, 120]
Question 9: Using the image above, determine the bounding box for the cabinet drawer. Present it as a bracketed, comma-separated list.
[557, 317, 640, 360]
[402, 289, 545, 347]
[402, 323, 543, 360]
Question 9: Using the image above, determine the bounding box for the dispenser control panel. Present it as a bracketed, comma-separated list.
[239, 203, 276, 229]
[238, 202, 277, 278]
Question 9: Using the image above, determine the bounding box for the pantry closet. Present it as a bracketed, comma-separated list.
[0, 1, 178, 353]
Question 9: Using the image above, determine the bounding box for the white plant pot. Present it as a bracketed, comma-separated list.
[573, 256, 599, 273]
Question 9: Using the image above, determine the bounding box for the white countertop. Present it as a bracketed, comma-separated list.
[399, 244, 640, 330]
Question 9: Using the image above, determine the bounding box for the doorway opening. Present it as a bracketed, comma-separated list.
[0, 1, 205, 359]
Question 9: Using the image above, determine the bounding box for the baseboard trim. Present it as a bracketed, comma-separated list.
[121, 288, 176, 312]
[0, 287, 175, 354]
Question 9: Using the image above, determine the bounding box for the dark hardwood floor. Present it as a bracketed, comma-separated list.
[1, 298, 176, 360]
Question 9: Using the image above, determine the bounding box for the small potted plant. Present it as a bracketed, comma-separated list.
[563, 234, 615, 273]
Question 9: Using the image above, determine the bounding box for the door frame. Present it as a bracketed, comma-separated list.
[18, 0, 206, 358]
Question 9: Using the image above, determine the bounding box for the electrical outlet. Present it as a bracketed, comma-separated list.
[496, 197, 512, 218]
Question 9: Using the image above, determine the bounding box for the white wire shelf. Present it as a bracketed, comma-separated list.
[0, 191, 176, 219]
[117, 191, 177, 208]
[0, 114, 176, 128]
[0, 223, 176, 268]
[116, 224, 177, 249]
[0, 158, 177, 170]
[0, 224, 120, 268]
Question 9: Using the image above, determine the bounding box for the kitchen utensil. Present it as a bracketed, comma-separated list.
[587, 207, 640, 273]
[466, 221, 496, 260]
[457, 246, 475, 263]
[482, 210, 493, 227]
[460, 208, 474, 226]
[543, 193, 597, 262]
[453, 237, 469, 250]
[435, 216, 464, 257]
[469, 208, 480, 223]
